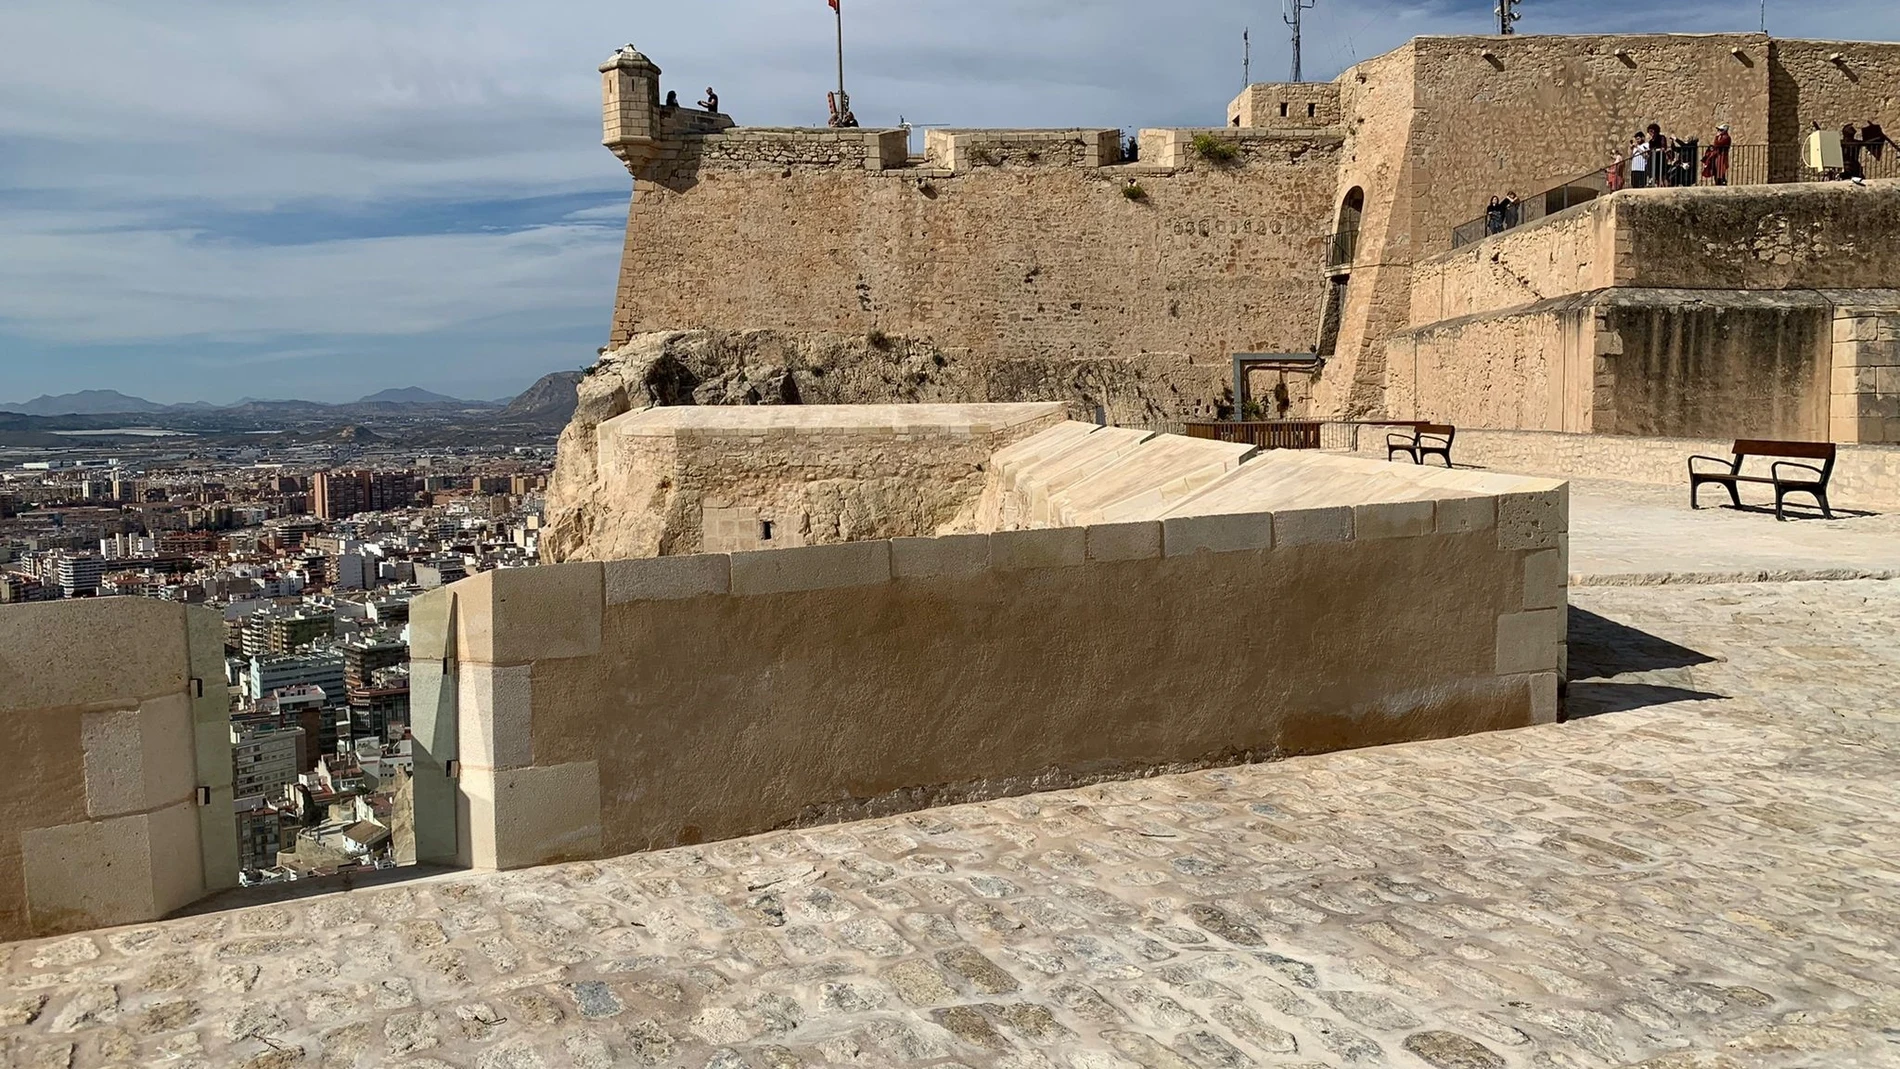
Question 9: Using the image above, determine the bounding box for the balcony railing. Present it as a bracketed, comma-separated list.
[1446, 142, 1889, 248]
[1326, 227, 1359, 270]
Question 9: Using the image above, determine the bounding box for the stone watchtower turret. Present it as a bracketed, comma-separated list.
[601, 45, 662, 176]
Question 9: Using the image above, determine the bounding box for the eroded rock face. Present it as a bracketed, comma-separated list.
[540, 330, 1224, 563]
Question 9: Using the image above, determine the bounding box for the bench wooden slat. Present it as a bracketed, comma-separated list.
[1731, 439, 1836, 460]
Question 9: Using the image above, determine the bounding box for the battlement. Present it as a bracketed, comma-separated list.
[922, 128, 1124, 170]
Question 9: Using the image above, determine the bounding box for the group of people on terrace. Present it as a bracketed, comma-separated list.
[1826, 119, 1896, 181]
[1606, 122, 1727, 190]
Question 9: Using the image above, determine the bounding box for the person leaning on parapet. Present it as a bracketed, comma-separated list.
[698, 86, 719, 113]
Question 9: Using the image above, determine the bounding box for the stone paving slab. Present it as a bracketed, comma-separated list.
[4, 582, 1899, 1069]
[1564, 478, 1900, 583]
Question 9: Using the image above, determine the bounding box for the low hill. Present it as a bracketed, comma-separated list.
[0, 389, 170, 416]
[357, 387, 469, 405]
[502, 371, 585, 423]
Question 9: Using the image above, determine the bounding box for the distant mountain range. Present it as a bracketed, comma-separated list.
[1, 381, 565, 417]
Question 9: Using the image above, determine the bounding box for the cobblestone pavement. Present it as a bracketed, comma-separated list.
[1567, 478, 1900, 583]
[5, 582, 1900, 1069]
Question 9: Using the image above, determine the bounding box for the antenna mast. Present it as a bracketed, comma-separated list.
[1243, 27, 1251, 89]
[1496, 0, 1521, 35]
[1285, 0, 1316, 82]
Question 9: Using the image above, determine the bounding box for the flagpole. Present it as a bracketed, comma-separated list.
[836, 0, 847, 113]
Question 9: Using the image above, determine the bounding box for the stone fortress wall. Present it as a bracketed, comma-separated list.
[423, 409, 1568, 870]
[0, 599, 235, 940]
[600, 35, 1900, 437]
[1389, 181, 1900, 443]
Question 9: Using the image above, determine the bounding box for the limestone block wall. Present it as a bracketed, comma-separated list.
[0, 599, 235, 939]
[610, 138, 1344, 389]
[549, 404, 1067, 562]
[1385, 296, 1596, 434]
[923, 129, 1122, 170]
[1833, 309, 1900, 444]
[411, 464, 1566, 870]
[1228, 83, 1343, 128]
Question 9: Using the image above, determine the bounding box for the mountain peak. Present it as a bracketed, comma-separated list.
[0, 389, 168, 416]
[357, 387, 467, 405]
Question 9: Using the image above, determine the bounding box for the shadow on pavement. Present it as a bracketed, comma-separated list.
[1568, 605, 1720, 677]
[1564, 680, 1726, 719]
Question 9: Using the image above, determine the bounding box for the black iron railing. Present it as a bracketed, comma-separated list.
[1448, 143, 1835, 248]
[1326, 227, 1359, 270]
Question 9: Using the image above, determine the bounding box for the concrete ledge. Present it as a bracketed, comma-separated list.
[1274, 507, 1355, 546]
[605, 554, 731, 604]
[732, 540, 893, 595]
[991, 528, 1087, 571]
[1162, 513, 1274, 556]
[1086, 522, 1163, 562]
[893, 534, 993, 579]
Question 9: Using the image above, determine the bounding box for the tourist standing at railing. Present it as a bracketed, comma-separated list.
[1706, 124, 1732, 185]
[1627, 132, 1651, 188]
[1842, 122, 1866, 181]
[1866, 119, 1895, 162]
[1645, 124, 1670, 186]
[1606, 146, 1627, 191]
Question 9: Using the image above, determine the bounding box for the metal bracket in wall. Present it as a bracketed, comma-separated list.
[189, 677, 205, 698]
[196, 786, 212, 805]
[445, 759, 460, 779]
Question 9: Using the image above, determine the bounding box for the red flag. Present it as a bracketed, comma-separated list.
[828, 0, 838, 8]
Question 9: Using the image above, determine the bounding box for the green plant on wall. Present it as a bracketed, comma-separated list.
[1191, 133, 1239, 164]
[1122, 182, 1148, 201]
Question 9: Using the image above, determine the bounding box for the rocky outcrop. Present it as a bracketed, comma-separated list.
[541, 330, 1230, 562]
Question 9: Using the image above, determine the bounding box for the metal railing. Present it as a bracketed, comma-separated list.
[1325, 227, 1359, 270]
[1445, 142, 1860, 248]
[1185, 421, 1322, 450]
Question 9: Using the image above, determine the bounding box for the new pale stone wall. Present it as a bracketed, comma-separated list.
[0, 599, 235, 939]
[414, 435, 1567, 871]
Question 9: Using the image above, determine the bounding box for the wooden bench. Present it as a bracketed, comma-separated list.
[1387, 423, 1455, 467]
[1688, 439, 1836, 521]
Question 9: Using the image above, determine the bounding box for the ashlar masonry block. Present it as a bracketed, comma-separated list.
[991, 527, 1086, 571]
[892, 534, 992, 579]
[1162, 513, 1274, 557]
[1497, 488, 1566, 551]
[1085, 521, 1163, 562]
[1435, 494, 1496, 534]
[605, 554, 731, 604]
[1523, 549, 1567, 611]
[464, 761, 604, 871]
[1352, 499, 1435, 540]
[731, 540, 892, 595]
[1273, 506, 1354, 547]
[456, 563, 603, 666]
[1497, 608, 1566, 675]
[457, 664, 534, 772]
[21, 801, 202, 937]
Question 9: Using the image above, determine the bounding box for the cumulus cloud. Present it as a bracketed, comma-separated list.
[1, 0, 1895, 402]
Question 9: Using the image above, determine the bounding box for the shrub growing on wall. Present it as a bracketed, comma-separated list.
[1192, 133, 1239, 164]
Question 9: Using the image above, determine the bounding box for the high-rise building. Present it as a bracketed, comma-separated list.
[313, 471, 417, 520]
[245, 651, 346, 703]
[342, 637, 408, 695]
[54, 553, 106, 598]
[232, 722, 302, 801]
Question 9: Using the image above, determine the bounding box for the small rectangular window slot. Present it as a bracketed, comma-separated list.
[760, 520, 774, 541]
[1278, 102, 1289, 117]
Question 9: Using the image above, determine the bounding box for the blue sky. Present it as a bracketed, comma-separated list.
[2, 0, 1895, 404]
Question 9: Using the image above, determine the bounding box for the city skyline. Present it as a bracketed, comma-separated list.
[3, 0, 1897, 402]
